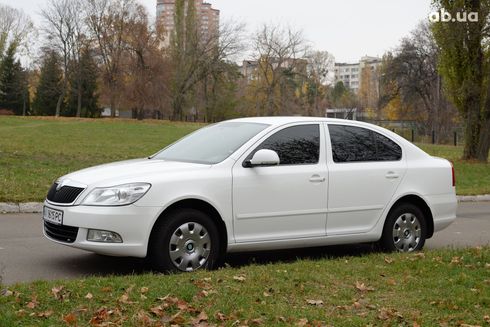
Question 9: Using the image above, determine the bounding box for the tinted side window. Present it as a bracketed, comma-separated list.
[329, 125, 402, 163]
[329, 125, 377, 162]
[375, 133, 402, 161]
[250, 125, 320, 165]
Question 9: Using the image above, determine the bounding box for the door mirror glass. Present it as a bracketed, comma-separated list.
[245, 149, 280, 167]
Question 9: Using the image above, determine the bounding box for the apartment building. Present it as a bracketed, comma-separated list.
[334, 56, 381, 93]
[156, 0, 220, 44]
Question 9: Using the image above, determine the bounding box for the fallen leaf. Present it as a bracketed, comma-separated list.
[150, 305, 165, 317]
[63, 312, 77, 325]
[384, 257, 394, 264]
[191, 311, 208, 325]
[1, 289, 13, 297]
[387, 278, 397, 286]
[306, 299, 324, 306]
[101, 287, 112, 293]
[26, 297, 38, 309]
[85, 293, 93, 300]
[140, 287, 149, 294]
[355, 281, 375, 292]
[251, 318, 264, 325]
[37, 310, 53, 318]
[233, 275, 246, 282]
[215, 312, 227, 321]
[484, 315, 490, 323]
[118, 293, 136, 304]
[263, 291, 271, 297]
[137, 310, 153, 325]
[296, 318, 308, 326]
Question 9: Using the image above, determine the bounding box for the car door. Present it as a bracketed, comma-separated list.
[232, 123, 328, 243]
[325, 123, 407, 235]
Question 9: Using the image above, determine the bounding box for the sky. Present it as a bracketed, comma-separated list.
[2, 0, 433, 63]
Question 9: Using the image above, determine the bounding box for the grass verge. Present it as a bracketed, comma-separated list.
[1, 116, 489, 201]
[1, 247, 489, 326]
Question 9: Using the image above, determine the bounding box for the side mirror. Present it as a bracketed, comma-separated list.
[244, 149, 280, 167]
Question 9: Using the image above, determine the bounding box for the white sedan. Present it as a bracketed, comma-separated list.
[43, 117, 457, 272]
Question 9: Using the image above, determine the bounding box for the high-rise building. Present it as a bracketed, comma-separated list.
[334, 56, 381, 93]
[156, 0, 220, 44]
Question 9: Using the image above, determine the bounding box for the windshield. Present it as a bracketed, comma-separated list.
[153, 122, 269, 164]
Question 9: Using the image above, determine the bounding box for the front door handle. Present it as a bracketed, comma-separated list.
[309, 175, 326, 183]
[385, 171, 400, 179]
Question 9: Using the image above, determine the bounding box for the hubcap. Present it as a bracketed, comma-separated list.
[392, 213, 421, 252]
[169, 222, 211, 272]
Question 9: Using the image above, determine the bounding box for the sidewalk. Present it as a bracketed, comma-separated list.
[2, 195, 490, 214]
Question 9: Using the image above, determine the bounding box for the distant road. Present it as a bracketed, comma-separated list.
[1, 202, 489, 285]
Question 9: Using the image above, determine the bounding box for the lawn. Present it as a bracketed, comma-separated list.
[0, 117, 202, 202]
[1, 247, 489, 326]
[0, 116, 489, 202]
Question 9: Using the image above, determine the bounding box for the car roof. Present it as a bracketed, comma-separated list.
[227, 116, 376, 128]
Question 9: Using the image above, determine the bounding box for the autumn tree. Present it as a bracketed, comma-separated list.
[249, 24, 309, 116]
[432, 0, 490, 161]
[124, 5, 167, 120]
[380, 21, 456, 139]
[86, 0, 140, 117]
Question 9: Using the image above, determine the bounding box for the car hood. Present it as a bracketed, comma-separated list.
[59, 158, 211, 186]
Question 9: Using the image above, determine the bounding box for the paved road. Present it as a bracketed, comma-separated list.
[0, 203, 489, 285]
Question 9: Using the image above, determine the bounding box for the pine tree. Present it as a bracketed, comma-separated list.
[32, 50, 63, 116]
[0, 43, 29, 115]
[65, 48, 99, 117]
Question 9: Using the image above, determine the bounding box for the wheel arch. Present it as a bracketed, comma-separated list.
[148, 198, 228, 262]
[388, 194, 434, 238]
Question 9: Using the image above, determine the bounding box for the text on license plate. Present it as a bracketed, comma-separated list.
[43, 206, 63, 225]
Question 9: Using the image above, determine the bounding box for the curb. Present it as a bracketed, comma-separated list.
[1, 195, 490, 214]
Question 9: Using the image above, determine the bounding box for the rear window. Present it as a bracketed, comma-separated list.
[329, 125, 402, 163]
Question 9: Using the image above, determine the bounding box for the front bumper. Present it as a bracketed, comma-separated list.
[42, 201, 161, 258]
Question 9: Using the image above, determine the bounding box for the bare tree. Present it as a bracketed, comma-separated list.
[85, 0, 140, 117]
[41, 0, 84, 117]
[250, 24, 309, 115]
[0, 4, 35, 59]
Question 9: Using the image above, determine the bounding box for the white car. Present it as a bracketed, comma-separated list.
[43, 117, 457, 272]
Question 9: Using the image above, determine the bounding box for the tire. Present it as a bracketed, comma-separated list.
[380, 203, 427, 252]
[149, 208, 220, 273]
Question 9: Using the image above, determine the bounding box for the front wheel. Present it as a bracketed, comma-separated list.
[380, 203, 427, 252]
[149, 209, 220, 273]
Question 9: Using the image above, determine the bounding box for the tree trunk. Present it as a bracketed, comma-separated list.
[172, 94, 184, 121]
[462, 104, 481, 160]
[76, 80, 82, 117]
[55, 85, 66, 117]
[476, 116, 490, 162]
[110, 86, 117, 118]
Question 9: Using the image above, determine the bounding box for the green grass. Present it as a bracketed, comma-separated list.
[0, 116, 489, 202]
[1, 247, 489, 326]
[0, 117, 202, 202]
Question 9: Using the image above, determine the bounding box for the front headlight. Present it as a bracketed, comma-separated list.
[81, 183, 151, 206]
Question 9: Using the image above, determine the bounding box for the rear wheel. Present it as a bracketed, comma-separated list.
[150, 208, 220, 272]
[381, 203, 427, 252]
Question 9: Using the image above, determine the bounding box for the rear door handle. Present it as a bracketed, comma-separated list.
[309, 175, 326, 183]
[385, 171, 400, 179]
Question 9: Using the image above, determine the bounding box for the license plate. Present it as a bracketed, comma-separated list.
[43, 206, 63, 225]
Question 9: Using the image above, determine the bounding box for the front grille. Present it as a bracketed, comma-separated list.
[44, 221, 79, 243]
[46, 183, 84, 204]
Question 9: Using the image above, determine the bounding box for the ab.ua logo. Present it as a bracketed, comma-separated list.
[429, 9, 479, 22]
